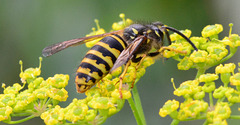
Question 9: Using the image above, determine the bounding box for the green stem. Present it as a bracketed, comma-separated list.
[97, 115, 108, 125]
[128, 97, 143, 125]
[196, 68, 206, 79]
[4, 115, 35, 124]
[230, 115, 240, 119]
[181, 115, 206, 121]
[11, 112, 32, 117]
[218, 97, 226, 103]
[203, 120, 208, 125]
[171, 119, 180, 125]
[132, 85, 146, 125]
[209, 92, 214, 107]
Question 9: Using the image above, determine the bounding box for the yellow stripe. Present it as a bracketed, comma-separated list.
[96, 42, 121, 58]
[77, 66, 101, 80]
[75, 77, 94, 86]
[78, 58, 108, 73]
[110, 35, 126, 49]
[86, 50, 114, 67]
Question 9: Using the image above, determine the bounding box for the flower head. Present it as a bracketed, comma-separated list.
[159, 99, 179, 117]
[41, 105, 64, 125]
[230, 73, 240, 86]
[112, 13, 133, 31]
[177, 57, 193, 70]
[0, 106, 12, 121]
[64, 98, 88, 122]
[46, 74, 69, 89]
[189, 50, 208, 63]
[3, 83, 22, 94]
[0, 94, 15, 107]
[215, 63, 235, 74]
[47, 88, 68, 101]
[225, 88, 240, 103]
[177, 100, 208, 120]
[13, 91, 36, 112]
[201, 24, 223, 38]
[199, 73, 218, 83]
[174, 80, 200, 97]
[222, 34, 240, 48]
[170, 29, 191, 41]
[213, 86, 228, 99]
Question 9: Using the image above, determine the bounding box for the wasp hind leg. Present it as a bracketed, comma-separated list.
[130, 54, 148, 89]
[118, 61, 131, 99]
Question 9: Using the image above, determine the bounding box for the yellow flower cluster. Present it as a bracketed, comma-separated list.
[0, 57, 69, 123]
[164, 24, 240, 72]
[160, 23, 240, 124]
[160, 62, 240, 123]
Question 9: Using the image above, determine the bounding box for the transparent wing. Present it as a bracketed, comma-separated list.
[110, 35, 147, 72]
[42, 30, 124, 57]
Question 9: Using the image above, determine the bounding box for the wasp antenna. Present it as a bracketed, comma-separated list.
[163, 26, 198, 51]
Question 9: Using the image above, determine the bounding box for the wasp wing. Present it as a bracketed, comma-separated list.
[110, 35, 147, 72]
[42, 30, 124, 57]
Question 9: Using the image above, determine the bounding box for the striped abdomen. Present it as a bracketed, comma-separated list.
[75, 34, 127, 93]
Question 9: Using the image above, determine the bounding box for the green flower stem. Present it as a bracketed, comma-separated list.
[128, 97, 143, 125]
[209, 92, 214, 107]
[132, 85, 146, 125]
[11, 112, 32, 117]
[196, 68, 206, 79]
[171, 119, 180, 125]
[181, 115, 206, 121]
[218, 97, 226, 103]
[97, 115, 108, 125]
[203, 120, 208, 125]
[4, 115, 35, 124]
[209, 34, 218, 40]
[230, 115, 240, 119]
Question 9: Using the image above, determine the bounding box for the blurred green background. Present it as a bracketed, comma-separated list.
[1, 0, 240, 125]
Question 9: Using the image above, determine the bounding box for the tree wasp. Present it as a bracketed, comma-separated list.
[42, 19, 198, 98]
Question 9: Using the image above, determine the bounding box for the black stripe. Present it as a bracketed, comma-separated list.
[84, 54, 110, 71]
[76, 72, 96, 83]
[79, 62, 103, 77]
[90, 45, 117, 63]
[100, 36, 126, 52]
[113, 34, 127, 47]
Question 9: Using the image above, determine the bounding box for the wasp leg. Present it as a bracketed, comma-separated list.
[132, 55, 142, 63]
[119, 61, 131, 99]
[147, 52, 161, 57]
[98, 79, 105, 88]
[159, 46, 187, 54]
[130, 54, 147, 89]
[135, 54, 147, 69]
[164, 28, 172, 45]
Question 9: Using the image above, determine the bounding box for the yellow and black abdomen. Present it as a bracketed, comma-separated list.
[75, 34, 127, 93]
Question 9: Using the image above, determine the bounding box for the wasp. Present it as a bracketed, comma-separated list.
[42, 21, 198, 96]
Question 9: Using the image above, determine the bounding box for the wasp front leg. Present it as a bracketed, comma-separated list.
[159, 46, 187, 54]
